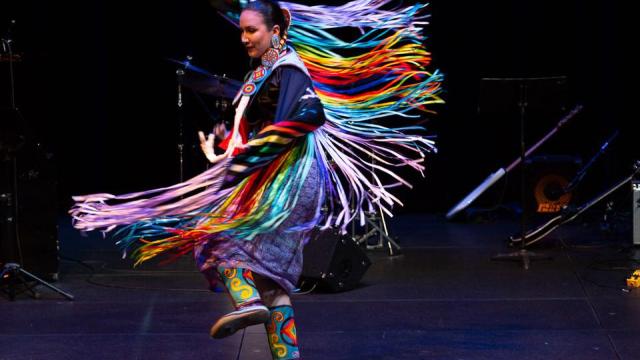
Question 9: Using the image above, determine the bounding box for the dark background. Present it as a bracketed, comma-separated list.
[1, 0, 633, 215]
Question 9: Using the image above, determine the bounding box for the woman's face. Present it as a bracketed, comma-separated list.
[239, 9, 280, 59]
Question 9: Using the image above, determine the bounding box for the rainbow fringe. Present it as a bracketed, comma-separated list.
[283, 0, 443, 120]
[280, 0, 443, 228]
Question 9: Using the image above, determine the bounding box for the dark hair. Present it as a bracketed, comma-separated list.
[243, 0, 289, 38]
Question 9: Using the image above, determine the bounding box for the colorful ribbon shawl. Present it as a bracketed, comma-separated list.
[70, 1, 443, 265]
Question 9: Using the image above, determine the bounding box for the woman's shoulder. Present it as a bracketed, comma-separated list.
[272, 65, 308, 80]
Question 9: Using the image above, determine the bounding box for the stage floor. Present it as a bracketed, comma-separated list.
[2, 213, 639, 359]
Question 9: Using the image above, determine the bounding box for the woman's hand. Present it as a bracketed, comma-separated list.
[198, 131, 220, 163]
[198, 130, 248, 164]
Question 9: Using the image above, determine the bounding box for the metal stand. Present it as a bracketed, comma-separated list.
[351, 156, 401, 256]
[1, 263, 74, 301]
[175, 56, 192, 183]
[0, 20, 73, 301]
[491, 78, 552, 269]
[352, 208, 401, 256]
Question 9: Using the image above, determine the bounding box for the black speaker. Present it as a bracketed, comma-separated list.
[300, 229, 371, 292]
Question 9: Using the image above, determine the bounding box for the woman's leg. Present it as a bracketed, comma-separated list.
[254, 274, 301, 360]
[209, 267, 270, 339]
[253, 274, 292, 307]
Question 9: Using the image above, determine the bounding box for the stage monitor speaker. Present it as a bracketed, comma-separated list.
[0, 144, 59, 280]
[301, 229, 371, 292]
[524, 154, 581, 220]
[633, 180, 640, 246]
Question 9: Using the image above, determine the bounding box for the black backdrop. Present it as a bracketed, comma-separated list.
[1, 0, 632, 214]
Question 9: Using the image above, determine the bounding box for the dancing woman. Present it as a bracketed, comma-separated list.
[70, 1, 442, 359]
[197, 2, 325, 357]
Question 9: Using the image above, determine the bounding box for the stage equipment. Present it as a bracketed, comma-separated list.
[170, 57, 241, 182]
[525, 155, 579, 215]
[1, 21, 25, 152]
[351, 208, 400, 255]
[510, 161, 640, 247]
[1, 20, 72, 301]
[487, 77, 575, 269]
[523, 154, 584, 219]
[300, 228, 371, 292]
[171, 58, 241, 99]
[561, 130, 619, 196]
[510, 130, 620, 246]
[351, 156, 401, 256]
[634, 180, 640, 246]
[1, 144, 60, 278]
[1, 263, 73, 301]
[627, 270, 640, 288]
[447, 104, 582, 220]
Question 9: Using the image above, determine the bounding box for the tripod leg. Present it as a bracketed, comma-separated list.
[377, 205, 401, 256]
[387, 238, 397, 256]
[364, 216, 401, 255]
[354, 228, 378, 246]
[16, 272, 40, 299]
[18, 268, 74, 301]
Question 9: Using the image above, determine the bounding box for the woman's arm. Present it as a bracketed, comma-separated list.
[222, 66, 325, 187]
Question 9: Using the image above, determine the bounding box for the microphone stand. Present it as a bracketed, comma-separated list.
[2, 20, 17, 109]
[1, 20, 73, 301]
[175, 56, 192, 183]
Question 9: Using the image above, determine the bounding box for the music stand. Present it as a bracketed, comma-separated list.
[482, 76, 567, 269]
